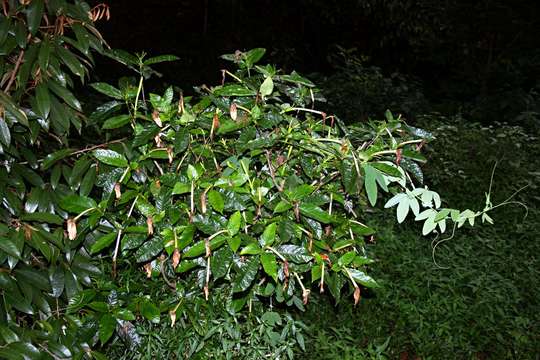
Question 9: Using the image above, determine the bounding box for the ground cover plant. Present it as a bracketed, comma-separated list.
[300, 119, 539, 359]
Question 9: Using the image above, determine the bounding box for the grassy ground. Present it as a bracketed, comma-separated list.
[300, 119, 540, 359]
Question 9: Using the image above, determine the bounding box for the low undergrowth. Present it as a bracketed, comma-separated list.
[300, 119, 540, 359]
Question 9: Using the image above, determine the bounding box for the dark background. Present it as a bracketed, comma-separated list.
[90, 0, 540, 123]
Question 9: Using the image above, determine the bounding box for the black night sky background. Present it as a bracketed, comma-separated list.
[89, 0, 540, 122]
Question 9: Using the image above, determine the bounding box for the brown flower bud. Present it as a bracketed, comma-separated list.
[67, 218, 77, 240]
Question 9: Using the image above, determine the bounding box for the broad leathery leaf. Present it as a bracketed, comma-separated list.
[171, 182, 190, 195]
[371, 162, 401, 178]
[207, 190, 224, 213]
[102, 114, 131, 129]
[261, 253, 278, 282]
[59, 195, 97, 213]
[285, 184, 314, 201]
[55, 44, 86, 79]
[346, 268, 380, 288]
[35, 84, 51, 118]
[134, 236, 163, 262]
[26, 0, 44, 35]
[143, 54, 180, 66]
[244, 48, 266, 66]
[80, 165, 97, 197]
[104, 49, 139, 67]
[48, 79, 82, 111]
[38, 39, 51, 70]
[232, 256, 260, 293]
[93, 149, 128, 167]
[174, 128, 190, 153]
[260, 77, 274, 97]
[183, 236, 226, 258]
[0, 342, 40, 359]
[0, 119, 10, 147]
[42, 148, 73, 170]
[115, 309, 136, 321]
[213, 84, 256, 97]
[227, 211, 242, 236]
[400, 158, 423, 183]
[71, 23, 90, 54]
[90, 83, 123, 100]
[140, 299, 160, 323]
[239, 242, 261, 255]
[280, 71, 315, 87]
[273, 200, 292, 213]
[186, 164, 199, 180]
[46, 342, 72, 359]
[299, 203, 333, 224]
[49, 267, 65, 298]
[338, 251, 356, 266]
[211, 247, 233, 279]
[0, 91, 28, 126]
[59, 195, 96, 213]
[260, 222, 277, 246]
[90, 232, 117, 254]
[99, 314, 117, 344]
[0, 237, 22, 258]
[276, 245, 311, 263]
[0, 325, 19, 344]
[20, 212, 63, 225]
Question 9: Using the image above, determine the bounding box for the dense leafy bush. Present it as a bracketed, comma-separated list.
[0, 2, 503, 357]
[55, 48, 497, 357]
[0, 1, 114, 357]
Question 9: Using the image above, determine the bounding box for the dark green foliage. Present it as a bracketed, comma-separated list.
[314, 47, 427, 123]
[299, 120, 539, 359]
[0, 1, 115, 357]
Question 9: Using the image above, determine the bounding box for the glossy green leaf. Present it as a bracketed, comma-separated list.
[48, 79, 82, 111]
[213, 84, 256, 97]
[92, 149, 128, 167]
[0, 237, 22, 259]
[143, 54, 180, 65]
[232, 256, 260, 293]
[90, 83, 123, 100]
[0, 119, 10, 147]
[0, 91, 28, 126]
[26, 0, 44, 35]
[227, 211, 242, 236]
[90, 232, 117, 254]
[59, 195, 96, 213]
[35, 84, 50, 119]
[102, 114, 131, 129]
[140, 299, 160, 323]
[99, 314, 116, 344]
[207, 190, 224, 213]
[276, 244, 311, 263]
[20, 212, 63, 225]
[260, 76, 274, 97]
[299, 203, 333, 224]
[42, 148, 73, 170]
[346, 268, 380, 288]
[49, 267, 65, 298]
[261, 253, 278, 282]
[260, 222, 277, 246]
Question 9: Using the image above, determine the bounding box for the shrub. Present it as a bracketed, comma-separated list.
[0, 1, 114, 357]
[51, 48, 497, 356]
